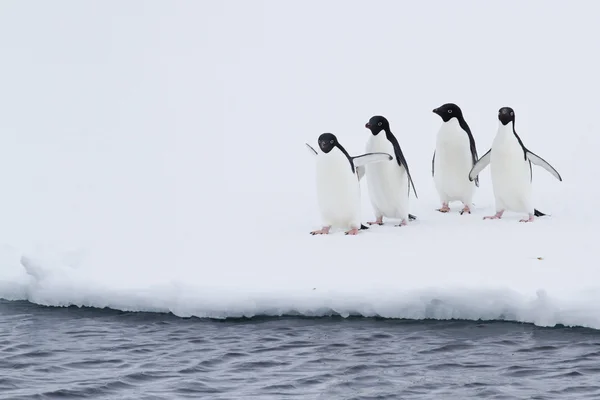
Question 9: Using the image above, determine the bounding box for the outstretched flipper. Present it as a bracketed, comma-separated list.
[526, 151, 562, 181]
[352, 152, 393, 168]
[353, 152, 392, 181]
[469, 149, 491, 182]
[305, 143, 318, 156]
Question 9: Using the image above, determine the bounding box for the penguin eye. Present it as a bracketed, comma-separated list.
[448, 110, 453, 113]
[330, 140, 334, 144]
[377, 122, 382, 126]
[510, 112, 514, 116]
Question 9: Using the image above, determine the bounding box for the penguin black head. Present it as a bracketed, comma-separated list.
[365, 115, 389, 135]
[498, 107, 515, 126]
[432, 103, 463, 122]
[317, 133, 338, 153]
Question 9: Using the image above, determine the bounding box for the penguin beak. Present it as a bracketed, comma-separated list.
[432, 108, 439, 114]
[365, 123, 371, 129]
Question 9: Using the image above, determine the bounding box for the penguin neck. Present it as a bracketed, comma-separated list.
[334, 143, 354, 172]
[370, 129, 389, 142]
[497, 121, 515, 137]
[335, 143, 351, 159]
[440, 118, 461, 132]
[383, 128, 395, 142]
[495, 120, 526, 158]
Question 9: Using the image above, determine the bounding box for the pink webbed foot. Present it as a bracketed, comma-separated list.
[395, 219, 408, 227]
[520, 214, 535, 223]
[437, 203, 450, 213]
[367, 218, 383, 226]
[345, 228, 360, 235]
[310, 226, 330, 235]
[484, 211, 504, 220]
[460, 205, 471, 215]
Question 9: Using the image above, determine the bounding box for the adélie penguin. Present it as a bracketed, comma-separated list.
[306, 133, 393, 235]
[468, 107, 563, 222]
[432, 103, 479, 215]
[363, 115, 418, 227]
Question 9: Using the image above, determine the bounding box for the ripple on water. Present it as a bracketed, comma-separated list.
[63, 359, 125, 369]
[579, 366, 600, 374]
[174, 381, 222, 396]
[550, 385, 600, 395]
[516, 345, 559, 352]
[292, 373, 336, 387]
[418, 343, 475, 354]
[370, 332, 394, 339]
[502, 365, 548, 377]
[232, 360, 289, 370]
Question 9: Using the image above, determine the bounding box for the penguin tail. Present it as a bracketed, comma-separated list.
[534, 209, 546, 217]
[360, 224, 369, 230]
[408, 214, 417, 221]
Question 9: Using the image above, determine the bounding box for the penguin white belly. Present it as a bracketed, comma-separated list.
[433, 122, 475, 203]
[365, 136, 408, 219]
[316, 152, 361, 228]
[490, 132, 532, 213]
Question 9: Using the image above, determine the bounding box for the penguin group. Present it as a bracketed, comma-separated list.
[306, 104, 563, 235]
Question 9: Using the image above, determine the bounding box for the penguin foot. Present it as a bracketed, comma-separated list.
[367, 219, 383, 226]
[437, 204, 450, 213]
[520, 214, 535, 223]
[395, 220, 408, 227]
[484, 211, 504, 220]
[345, 228, 359, 235]
[459, 205, 471, 215]
[310, 227, 330, 235]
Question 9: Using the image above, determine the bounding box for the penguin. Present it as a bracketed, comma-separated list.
[432, 103, 479, 215]
[468, 107, 562, 222]
[306, 133, 393, 235]
[363, 115, 418, 227]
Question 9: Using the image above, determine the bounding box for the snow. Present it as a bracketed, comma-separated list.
[0, 1, 599, 328]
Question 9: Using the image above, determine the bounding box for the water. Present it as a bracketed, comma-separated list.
[1, 300, 600, 399]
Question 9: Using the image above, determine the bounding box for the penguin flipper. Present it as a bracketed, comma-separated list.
[467, 130, 479, 187]
[352, 152, 393, 168]
[432, 151, 435, 177]
[526, 150, 562, 182]
[382, 132, 418, 199]
[469, 149, 491, 182]
[305, 143, 318, 156]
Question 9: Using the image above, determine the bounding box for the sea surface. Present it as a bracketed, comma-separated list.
[1, 299, 600, 399]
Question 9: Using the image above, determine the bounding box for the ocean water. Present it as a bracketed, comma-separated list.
[2, 300, 600, 399]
